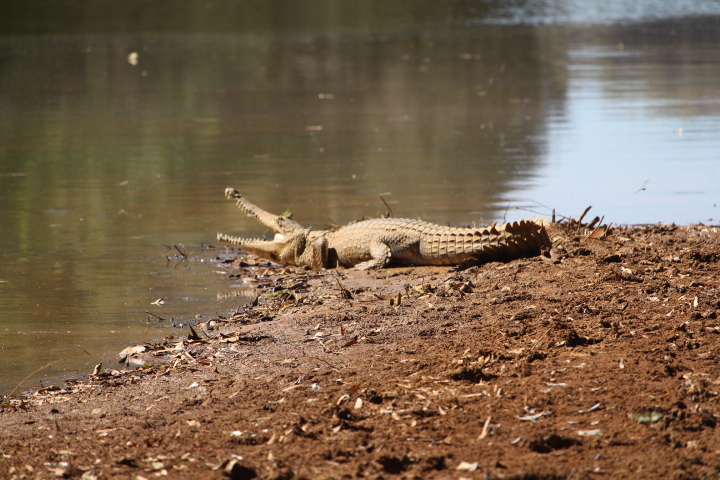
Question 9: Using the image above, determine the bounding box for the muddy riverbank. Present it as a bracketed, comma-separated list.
[3, 221, 720, 479]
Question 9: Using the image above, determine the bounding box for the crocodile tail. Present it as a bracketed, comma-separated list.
[455, 220, 551, 269]
[502, 220, 552, 258]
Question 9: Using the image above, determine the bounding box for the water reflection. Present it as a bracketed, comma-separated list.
[515, 18, 720, 223]
[1, 2, 720, 393]
[0, 27, 556, 392]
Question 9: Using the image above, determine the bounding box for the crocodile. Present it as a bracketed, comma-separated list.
[217, 188, 551, 270]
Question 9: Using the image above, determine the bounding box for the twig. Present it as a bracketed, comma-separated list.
[477, 416, 492, 440]
[7, 361, 57, 397]
[581, 216, 606, 245]
[174, 244, 187, 258]
[299, 355, 342, 372]
[528, 327, 553, 355]
[577, 206, 593, 226]
[379, 196, 393, 218]
[139, 301, 169, 321]
[512, 264, 524, 281]
[586, 216, 602, 230]
[333, 272, 353, 306]
[512, 201, 560, 220]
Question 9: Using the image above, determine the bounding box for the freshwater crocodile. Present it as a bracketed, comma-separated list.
[217, 188, 551, 270]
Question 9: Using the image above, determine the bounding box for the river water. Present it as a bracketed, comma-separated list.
[1, 1, 720, 393]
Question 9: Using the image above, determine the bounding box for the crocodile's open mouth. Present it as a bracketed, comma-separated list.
[216, 232, 285, 263]
[216, 232, 288, 244]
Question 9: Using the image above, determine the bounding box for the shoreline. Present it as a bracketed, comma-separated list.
[3, 222, 720, 479]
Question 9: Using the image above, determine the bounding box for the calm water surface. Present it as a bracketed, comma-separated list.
[1, 1, 720, 393]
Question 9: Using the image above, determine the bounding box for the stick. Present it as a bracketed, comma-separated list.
[333, 272, 353, 306]
[6, 362, 57, 397]
[586, 216, 601, 230]
[528, 327, 552, 355]
[173, 244, 187, 258]
[138, 300, 169, 322]
[299, 355, 342, 371]
[379, 196, 393, 218]
[477, 416, 492, 440]
[582, 216, 606, 245]
[577, 206, 593, 226]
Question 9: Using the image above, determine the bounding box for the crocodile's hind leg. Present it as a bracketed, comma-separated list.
[353, 240, 391, 270]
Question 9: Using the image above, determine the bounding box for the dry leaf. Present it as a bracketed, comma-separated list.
[588, 227, 606, 239]
[342, 338, 358, 348]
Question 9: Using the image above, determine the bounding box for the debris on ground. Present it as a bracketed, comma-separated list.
[2, 221, 720, 479]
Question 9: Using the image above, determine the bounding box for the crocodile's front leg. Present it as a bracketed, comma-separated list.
[296, 236, 329, 270]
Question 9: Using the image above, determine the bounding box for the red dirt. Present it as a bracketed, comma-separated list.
[3, 222, 720, 480]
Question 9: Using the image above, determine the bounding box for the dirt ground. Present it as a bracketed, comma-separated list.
[3, 220, 720, 480]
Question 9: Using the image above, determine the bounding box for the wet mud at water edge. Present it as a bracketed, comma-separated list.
[3, 220, 720, 479]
